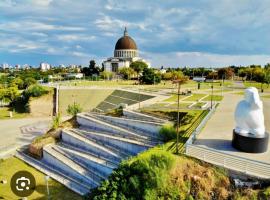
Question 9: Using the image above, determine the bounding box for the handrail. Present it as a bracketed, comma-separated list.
[187, 144, 270, 166]
[185, 104, 217, 147]
[186, 144, 270, 178]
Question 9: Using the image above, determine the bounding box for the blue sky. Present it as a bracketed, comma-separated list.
[0, 0, 270, 68]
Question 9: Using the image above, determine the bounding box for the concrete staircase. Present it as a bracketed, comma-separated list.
[17, 111, 165, 196]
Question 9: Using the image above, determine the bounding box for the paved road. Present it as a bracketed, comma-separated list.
[0, 118, 51, 158]
[194, 92, 270, 163]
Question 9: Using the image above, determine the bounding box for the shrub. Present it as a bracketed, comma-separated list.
[159, 123, 177, 142]
[24, 84, 48, 97]
[67, 102, 82, 116]
[24, 77, 37, 88]
[52, 113, 61, 130]
[90, 150, 176, 200]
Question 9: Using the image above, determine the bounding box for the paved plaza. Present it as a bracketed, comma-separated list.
[0, 117, 51, 158]
[194, 92, 270, 164]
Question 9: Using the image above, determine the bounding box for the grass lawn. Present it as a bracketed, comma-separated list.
[0, 107, 29, 120]
[0, 157, 83, 200]
[202, 95, 223, 101]
[244, 81, 270, 91]
[262, 95, 270, 99]
[59, 89, 113, 115]
[142, 102, 193, 111]
[163, 94, 188, 102]
[184, 93, 207, 101]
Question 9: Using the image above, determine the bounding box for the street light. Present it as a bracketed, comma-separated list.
[44, 175, 50, 199]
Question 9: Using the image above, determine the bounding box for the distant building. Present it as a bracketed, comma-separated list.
[15, 64, 21, 70]
[1, 63, 9, 69]
[193, 77, 206, 82]
[40, 62, 51, 71]
[23, 64, 30, 70]
[102, 27, 150, 73]
[66, 73, 84, 79]
[160, 69, 167, 74]
[59, 64, 66, 68]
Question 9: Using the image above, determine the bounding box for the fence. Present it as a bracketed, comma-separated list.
[184, 103, 270, 179]
[185, 104, 217, 147]
[186, 144, 270, 179]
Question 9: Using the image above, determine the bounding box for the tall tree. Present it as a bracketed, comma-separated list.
[140, 68, 161, 84]
[130, 61, 148, 79]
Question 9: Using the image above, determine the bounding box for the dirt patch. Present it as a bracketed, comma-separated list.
[29, 93, 53, 117]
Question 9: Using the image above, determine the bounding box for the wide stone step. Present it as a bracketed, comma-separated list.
[61, 129, 123, 162]
[77, 113, 148, 140]
[56, 143, 115, 177]
[43, 144, 99, 188]
[16, 151, 90, 195]
[71, 129, 134, 158]
[74, 129, 151, 155]
[90, 113, 162, 139]
[52, 145, 109, 180]
[59, 142, 119, 166]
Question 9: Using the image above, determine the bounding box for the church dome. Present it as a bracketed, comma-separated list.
[115, 28, 137, 50]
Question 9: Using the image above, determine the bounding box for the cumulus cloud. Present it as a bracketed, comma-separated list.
[143, 51, 270, 68]
[0, 0, 270, 66]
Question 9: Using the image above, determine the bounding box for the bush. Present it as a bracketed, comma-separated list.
[141, 68, 161, 84]
[90, 150, 176, 200]
[67, 103, 82, 116]
[24, 77, 37, 88]
[24, 84, 48, 97]
[159, 123, 177, 142]
[52, 113, 61, 130]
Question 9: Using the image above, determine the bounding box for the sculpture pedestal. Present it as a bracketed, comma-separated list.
[232, 130, 269, 153]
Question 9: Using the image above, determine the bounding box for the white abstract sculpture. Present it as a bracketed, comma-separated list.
[234, 87, 265, 136]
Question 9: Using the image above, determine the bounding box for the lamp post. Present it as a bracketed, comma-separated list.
[172, 80, 182, 154]
[44, 175, 50, 199]
[211, 80, 214, 109]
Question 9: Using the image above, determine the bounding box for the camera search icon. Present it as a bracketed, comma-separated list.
[10, 170, 36, 197]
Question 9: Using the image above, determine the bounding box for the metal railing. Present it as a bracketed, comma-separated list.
[186, 144, 270, 179]
[185, 104, 217, 147]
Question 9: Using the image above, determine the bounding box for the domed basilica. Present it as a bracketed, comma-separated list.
[103, 27, 150, 72]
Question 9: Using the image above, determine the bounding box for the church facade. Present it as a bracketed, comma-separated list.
[102, 27, 150, 72]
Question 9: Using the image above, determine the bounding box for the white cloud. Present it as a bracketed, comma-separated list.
[31, 0, 53, 7]
[57, 34, 96, 42]
[143, 51, 270, 68]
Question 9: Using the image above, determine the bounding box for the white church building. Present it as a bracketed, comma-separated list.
[102, 27, 150, 72]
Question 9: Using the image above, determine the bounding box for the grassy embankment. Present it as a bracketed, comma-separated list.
[0, 157, 83, 200]
[58, 89, 113, 115]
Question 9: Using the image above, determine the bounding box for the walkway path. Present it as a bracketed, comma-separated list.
[0, 117, 51, 158]
[194, 93, 270, 163]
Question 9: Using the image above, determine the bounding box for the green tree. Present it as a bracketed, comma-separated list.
[119, 67, 135, 80]
[89, 60, 100, 75]
[5, 87, 19, 102]
[162, 72, 173, 80]
[11, 77, 24, 89]
[141, 68, 161, 84]
[24, 77, 37, 88]
[130, 61, 148, 79]
[100, 71, 114, 80]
